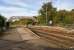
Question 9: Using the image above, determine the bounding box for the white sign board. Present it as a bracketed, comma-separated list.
[49, 20, 52, 24]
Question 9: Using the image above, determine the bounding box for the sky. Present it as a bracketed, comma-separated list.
[0, 0, 74, 19]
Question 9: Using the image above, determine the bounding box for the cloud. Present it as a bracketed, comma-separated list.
[0, 0, 40, 19]
[0, 0, 74, 19]
[52, 0, 74, 10]
[0, 6, 38, 19]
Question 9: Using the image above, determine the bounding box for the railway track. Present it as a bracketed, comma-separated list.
[29, 27, 74, 48]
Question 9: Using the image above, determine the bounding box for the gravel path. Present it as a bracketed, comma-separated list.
[0, 27, 53, 50]
[1, 27, 40, 41]
[0, 39, 50, 50]
[0, 26, 73, 50]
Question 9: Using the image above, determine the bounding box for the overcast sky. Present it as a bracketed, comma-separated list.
[0, 0, 74, 19]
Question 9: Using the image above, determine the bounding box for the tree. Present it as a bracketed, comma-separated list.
[55, 9, 74, 26]
[38, 2, 56, 25]
[56, 10, 66, 24]
[0, 14, 6, 31]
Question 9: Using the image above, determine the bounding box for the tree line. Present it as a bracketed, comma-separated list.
[37, 2, 74, 27]
[1, 2, 74, 29]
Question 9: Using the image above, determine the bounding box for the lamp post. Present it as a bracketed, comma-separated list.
[45, 0, 52, 26]
[41, 0, 52, 26]
[45, 0, 48, 25]
[41, 0, 48, 25]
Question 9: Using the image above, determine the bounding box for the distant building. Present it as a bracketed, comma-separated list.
[9, 16, 36, 22]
